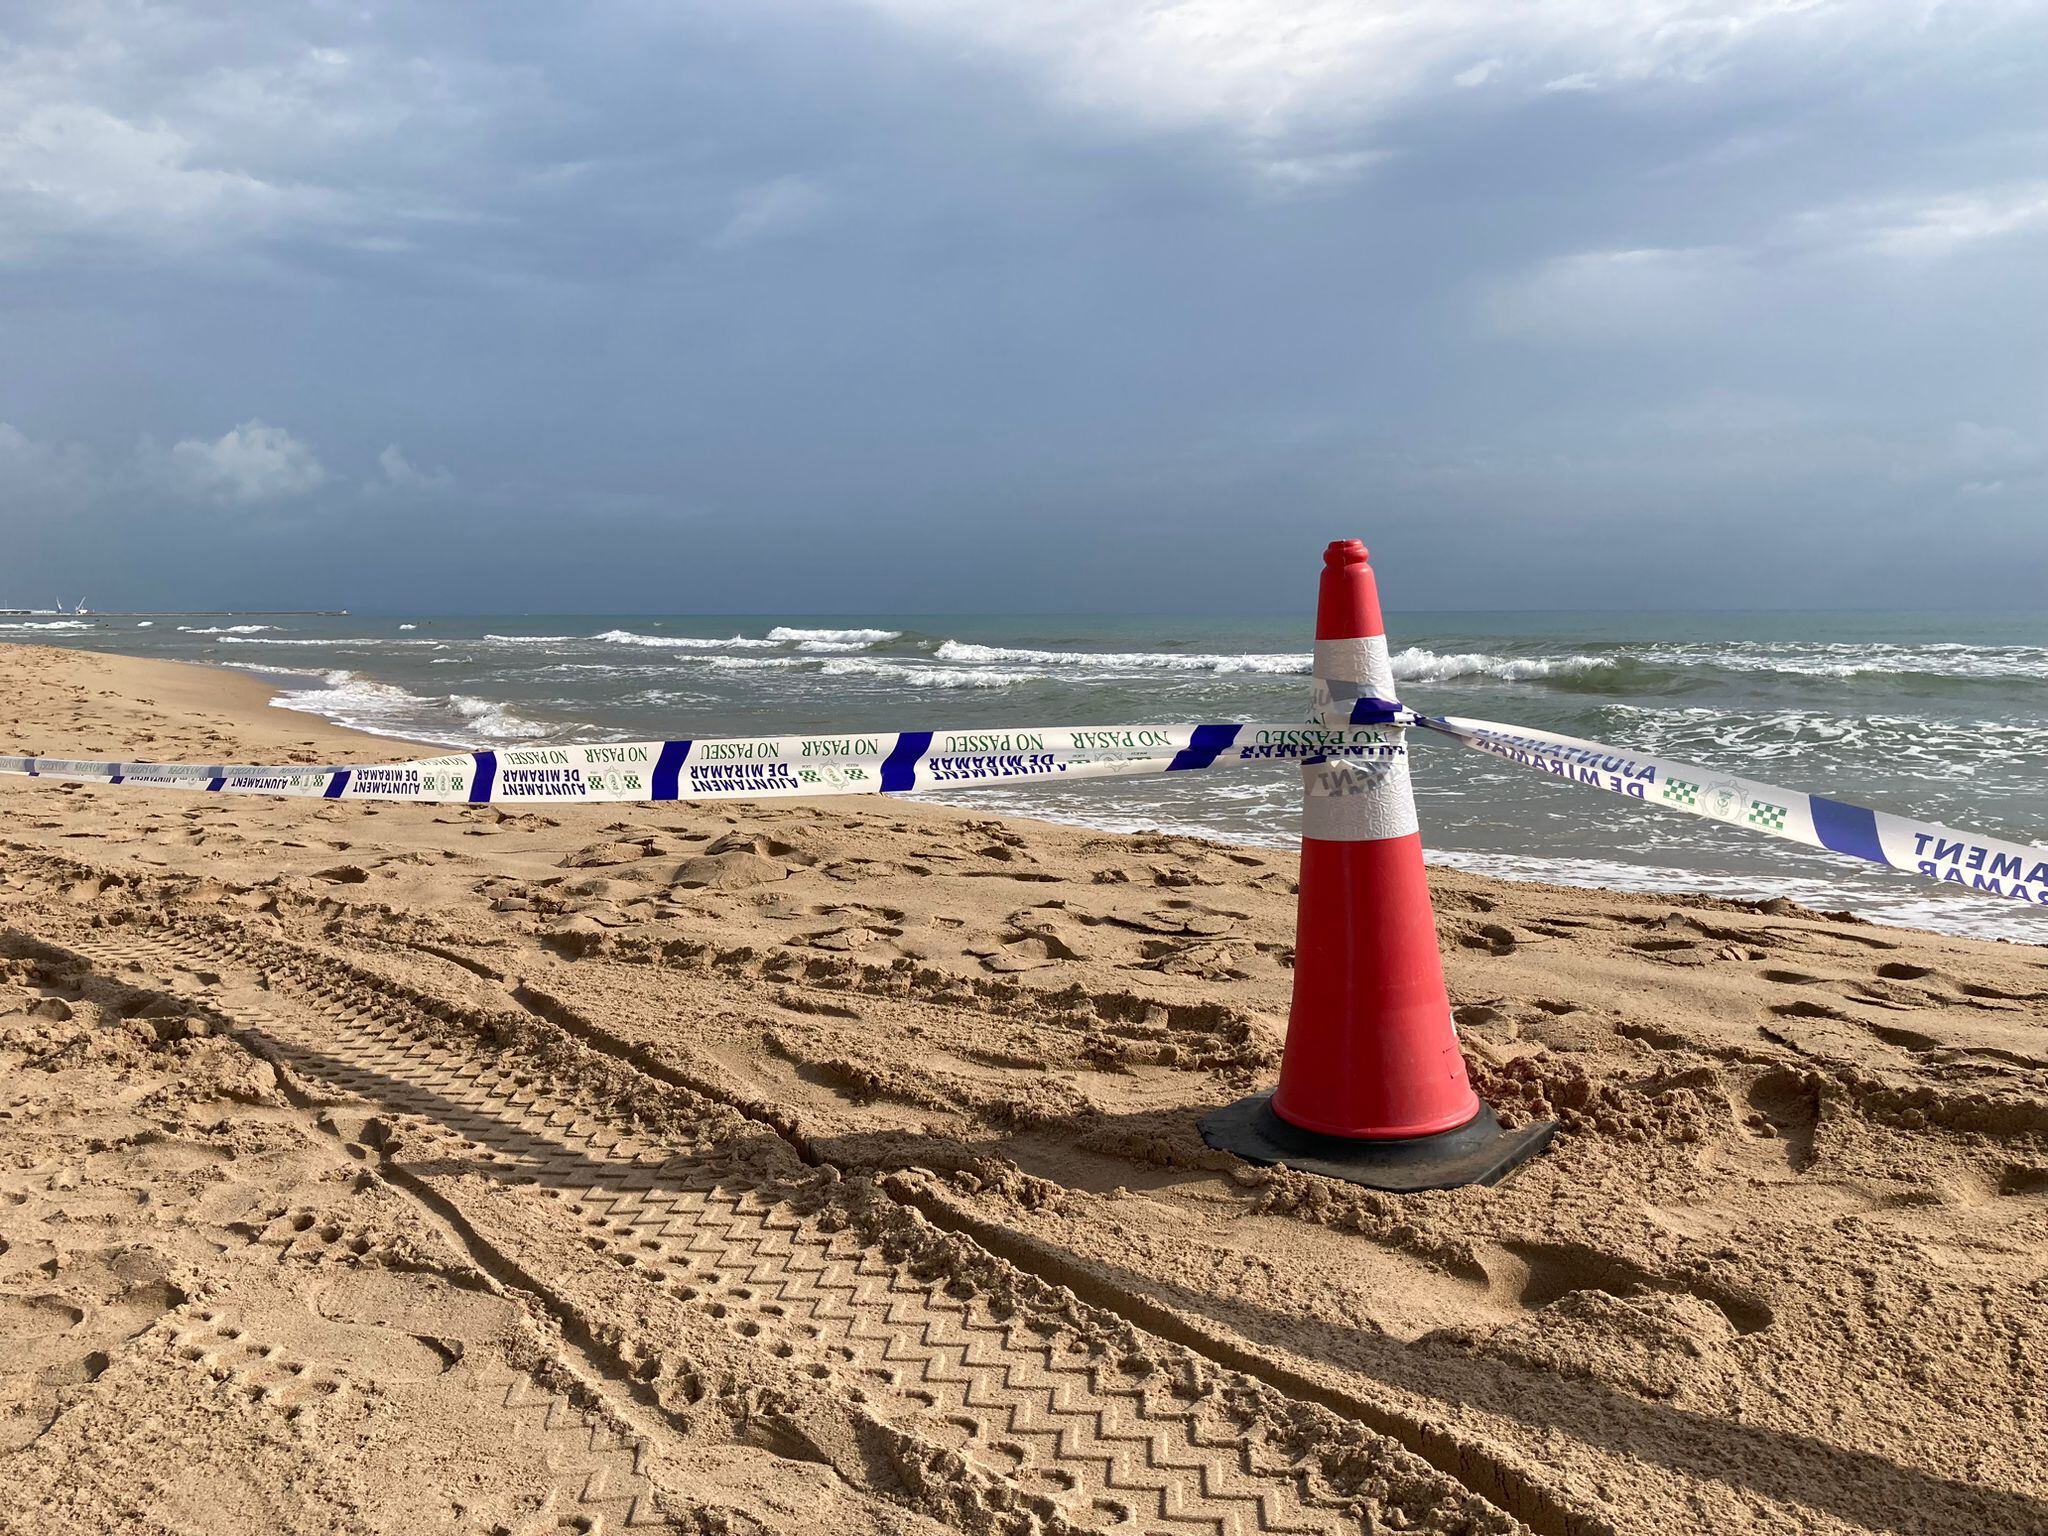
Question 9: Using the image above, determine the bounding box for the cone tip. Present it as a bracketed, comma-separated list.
[1324, 539, 1370, 569]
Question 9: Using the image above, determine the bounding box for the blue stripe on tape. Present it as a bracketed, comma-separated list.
[1810, 796, 1886, 865]
[1348, 696, 1403, 725]
[652, 739, 691, 801]
[880, 731, 931, 793]
[205, 777, 225, 793]
[469, 751, 497, 804]
[24, 760, 36, 777]
[324, 770, 351, 799]
[1168, 723, 1241, 772]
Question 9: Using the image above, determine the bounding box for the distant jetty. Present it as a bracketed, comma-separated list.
[0, 610, 351, 618]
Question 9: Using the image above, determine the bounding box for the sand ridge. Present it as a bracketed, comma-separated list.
[0, 641, 2043, 1535]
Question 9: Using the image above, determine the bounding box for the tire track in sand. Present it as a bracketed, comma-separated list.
[34, 910, 1521, 1536]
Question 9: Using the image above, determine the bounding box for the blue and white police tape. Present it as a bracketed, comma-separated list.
[1416, 713, 2048, 908]
[0, 716, 1415, 806]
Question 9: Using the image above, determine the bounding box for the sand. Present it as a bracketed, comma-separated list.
[0, 639, 2042, 1536]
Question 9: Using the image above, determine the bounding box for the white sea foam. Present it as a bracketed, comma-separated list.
[796, 639, 872, 653]
[484, 633, 578, 645]
[217, 635, 443, 647]
[1388, 647, 1609, 683]
[450, 694, 549, 741]
[222, 661, 324, 677]
[398, 623, 417, 631]
[819, 658, 1040, 688]
[1586, 704, 2048, 788]
[273, 669, 429, 724]
[766, 626, 900, 644]
[594, 629, 779, 649]
[270, 670, 552, 747]
[933, 640, 1307, 673]
[0, 620, 95, 631]
[1642, 640, 2048, 682]
[929, 639, 1601, 682]
[135, 621, 153, 628]
[178, 624, 273, 635]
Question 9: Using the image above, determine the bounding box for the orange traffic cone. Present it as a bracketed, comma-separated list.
[1201, 541, 1554, 1190]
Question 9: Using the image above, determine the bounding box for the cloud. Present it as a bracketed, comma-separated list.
[1253, 147, 1390, 195]
[1483, 174, 2048, 344]
[707, 175, 833, 250]
[0, 102, 341, 264]
[0, 10, 520, 268]
[166, 421, 327, 504]
[845, 1, 1960, 139]
[380, 444, 418, 482]
[1806, 181, 2048, 262]
[0, 421, 101, 509]
[373, 443, 453, 493]
[1481, 245, 1748, 342]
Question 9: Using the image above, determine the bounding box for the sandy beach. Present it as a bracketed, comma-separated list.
[1, 639, 2042, 1535]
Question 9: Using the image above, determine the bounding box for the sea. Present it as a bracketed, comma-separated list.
[6, 610, 2045, 944]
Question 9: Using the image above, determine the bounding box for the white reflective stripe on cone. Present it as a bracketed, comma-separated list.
[1311, 635, 1396, 725]
[1300, 751, 1421, 842]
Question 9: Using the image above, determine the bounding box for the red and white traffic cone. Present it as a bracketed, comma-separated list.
[1201, 540, 1554, 1190]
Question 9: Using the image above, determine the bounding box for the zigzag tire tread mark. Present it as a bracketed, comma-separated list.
[54, 935, 675, 1536]
[476, 1367, 669, 1534]
[54, 920, 1374, 1534]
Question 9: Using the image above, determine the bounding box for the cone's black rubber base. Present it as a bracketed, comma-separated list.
[1200, 1096, 1556, 1192]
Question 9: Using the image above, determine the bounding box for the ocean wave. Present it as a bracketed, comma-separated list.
[1587, 704, 2048, 785]
[796, 639, 873, 653]
[449, 694, 550, 741]
[217, 635, 444, 648]
[930, 639, 1603, 682]
[593, 628, 780, 650]
[398, 623, 417, 631]
[0, 620, 96, 631]
[273, 669, 429, 724]
[222, 661, 325, 677]
[1389, 647, 1610, 683]
[270, 670, 551, 747]
[1640, 641, 2048, 682]
[933, 640, 1308, 674]
[178, 624, 273, 635]
[766, 626, 900, 644]
[703, 656, 810, 671]
[819, 658, 1042, 688]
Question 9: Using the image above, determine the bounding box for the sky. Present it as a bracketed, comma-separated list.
[2, 1, 2044, 614]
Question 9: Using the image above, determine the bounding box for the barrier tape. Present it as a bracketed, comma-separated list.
[1417, 713, 2048, 908]
[0, 715, 1414, 806]
[9, 705, 2041, 907]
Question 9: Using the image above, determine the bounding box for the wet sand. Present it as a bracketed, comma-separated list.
[1, 640, 2043, 1535]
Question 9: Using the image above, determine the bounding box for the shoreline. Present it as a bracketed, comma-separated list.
[2, 638, 2040, 946]
[2, 636, 2044, 1533]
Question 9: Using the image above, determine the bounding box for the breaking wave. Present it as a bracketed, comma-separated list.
[593, 629, 780, 650]
[1387, 647, 1610, 683]
[766, 626, 901, 644]
[933, 641, 1307, 674]
[271, 670, 551, 746]
[931, 640, 1607, 683]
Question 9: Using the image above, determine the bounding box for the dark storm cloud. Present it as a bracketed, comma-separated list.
[3, 1, 2043, 612]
